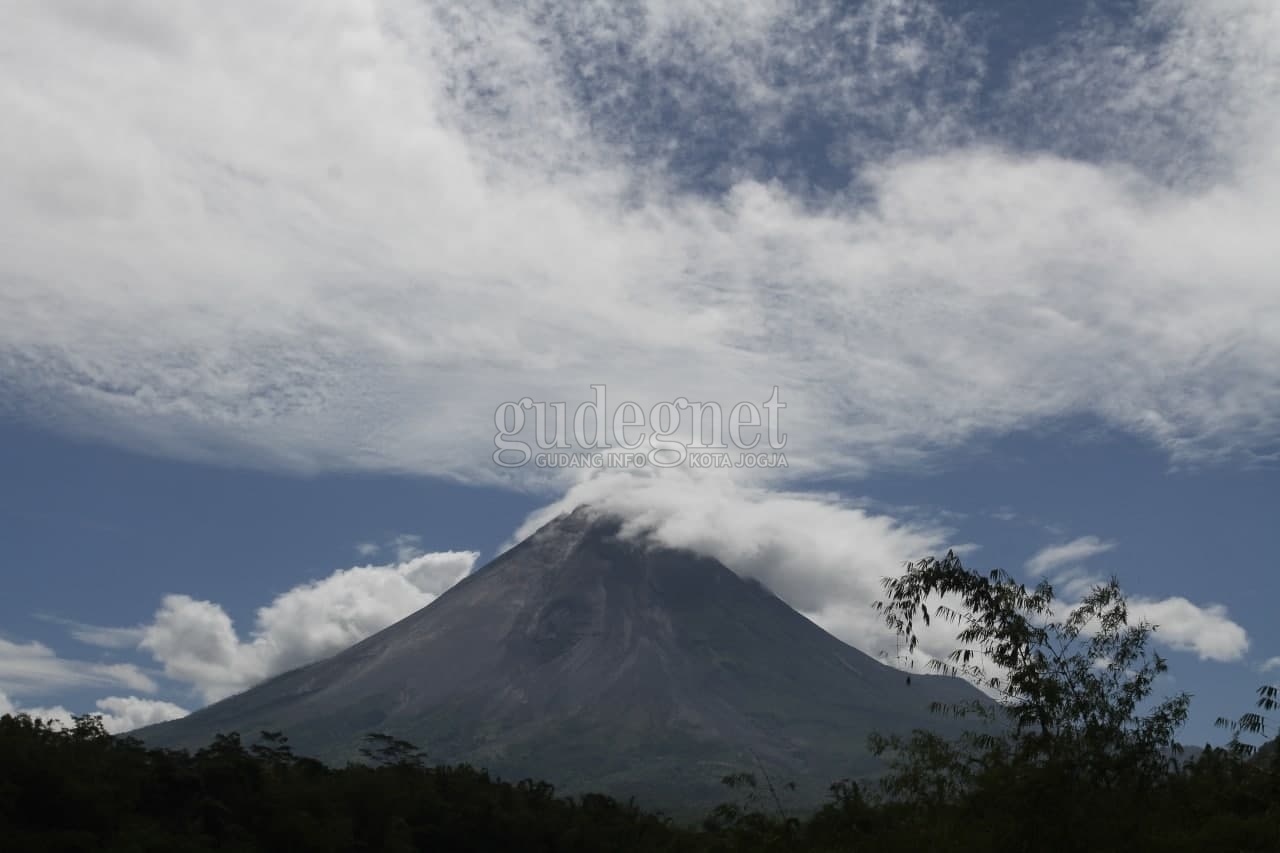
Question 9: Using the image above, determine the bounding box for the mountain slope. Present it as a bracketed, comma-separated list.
[137, 507, 984, 809]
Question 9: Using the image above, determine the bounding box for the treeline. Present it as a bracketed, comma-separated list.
[2, 554, 1277, 852]
[0, 717, 697, 853]
[0, 712, 1276, 853]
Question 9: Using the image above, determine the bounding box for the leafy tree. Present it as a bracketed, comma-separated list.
[873, 551, 1191, 851]
[702, 773, 799, 852]
[357, 731, 428, 768]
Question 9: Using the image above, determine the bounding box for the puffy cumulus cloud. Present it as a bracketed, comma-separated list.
[516, 472, 1253, 667]
[139, 550, 478, 701]
[0, 0, 1277, 486]
[1130, 596, 1250, 663]
[0, 690, 188, 733]
[140, 596, 261, 702]
[0, 637, 157, 695]
[1026, 536, 1117, 576]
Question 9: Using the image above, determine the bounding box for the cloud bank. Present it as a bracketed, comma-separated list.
[0, 0, 1277, 485]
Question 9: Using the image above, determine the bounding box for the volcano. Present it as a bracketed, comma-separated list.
[137, 507, 983, 810]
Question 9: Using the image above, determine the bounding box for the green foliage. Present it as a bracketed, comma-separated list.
[1217, 684, 1279, 758]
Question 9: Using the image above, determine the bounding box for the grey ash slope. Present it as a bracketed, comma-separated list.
[137, 507, 983, 809]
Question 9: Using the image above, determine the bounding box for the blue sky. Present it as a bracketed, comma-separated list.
[1, 0, 1277, 741]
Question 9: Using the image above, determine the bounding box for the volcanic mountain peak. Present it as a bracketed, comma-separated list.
[137, 505, 983, 810]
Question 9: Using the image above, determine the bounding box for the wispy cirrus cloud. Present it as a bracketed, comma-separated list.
[0, 637, 156, 696]
[1026, 536, 1117, 576]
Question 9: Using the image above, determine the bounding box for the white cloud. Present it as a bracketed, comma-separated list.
[390, 534, 424, 563]
[68, 624, 148, 650]
[1131, 596, 1249, 663]
[1261, 657, 1280, 673]
[0, 690, 74, 728]
[1049, 566, 1111, 602]
[1026, 536, 1117, 576]
[138, 550, 478, 701]
[0, 637, 157, 695]
[0, 690, 188, 733]
[34, 616, 149, 651]
[0, 1, 1275, 485]
[93, 696, 189, 733]
[513, 471, 991, 670]
[354, 533, 427, 561]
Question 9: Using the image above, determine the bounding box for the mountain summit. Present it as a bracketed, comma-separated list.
[137, 506, 982, 809]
